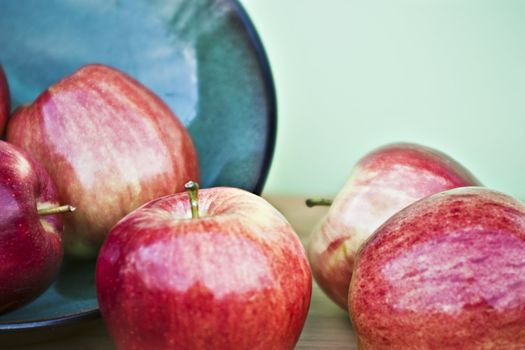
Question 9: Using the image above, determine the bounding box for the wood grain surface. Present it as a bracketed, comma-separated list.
[3, 195, 358, 350]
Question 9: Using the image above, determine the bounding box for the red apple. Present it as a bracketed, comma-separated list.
[96, 183, 312, 350]
[6, 64, 199, 257]
[308, 143, 480, 308]
[349, 187, 525, 349]
[0, 141, 70, 314]
[0, 65, 9, 135]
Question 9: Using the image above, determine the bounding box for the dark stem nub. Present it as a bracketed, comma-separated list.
[305, 198, 333, 208]
[185, 181, 200, 219]
[38, 205, 76, 216]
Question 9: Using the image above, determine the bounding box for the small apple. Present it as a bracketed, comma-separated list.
[7, 64, 199, 257]
[307, 143, 480, 308]
[0, 65, 9, 135]
[0, 141, 73, 314]
[96, 182, 312, 350]
[349, 187, 525, 349]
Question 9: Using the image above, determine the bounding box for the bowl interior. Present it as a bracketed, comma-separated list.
[0, 0, 275, 193]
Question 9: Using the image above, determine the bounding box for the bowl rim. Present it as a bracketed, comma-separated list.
[233, 0, 277, 196]
[0, 0, 277, 332]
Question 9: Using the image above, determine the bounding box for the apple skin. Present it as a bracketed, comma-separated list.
[349, 187, 525, 350]
[96, 187, 312, 350]
[6, 64, 199, 257]
[0, 141, 63, 314]
[308, 143, 480, 309]
[0, 65, 9, 135]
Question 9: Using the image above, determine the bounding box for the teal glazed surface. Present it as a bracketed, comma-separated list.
[0, 0, 275, 331]
[0, 259, 97, 330]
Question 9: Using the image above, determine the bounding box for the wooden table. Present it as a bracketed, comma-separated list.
[5, 196, 358, 349]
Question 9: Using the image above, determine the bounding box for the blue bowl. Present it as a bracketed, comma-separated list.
[0, 0, 276, 332]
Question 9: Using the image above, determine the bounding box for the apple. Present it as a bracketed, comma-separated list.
[96, 182, 312, 350]
[0, 140, 73, 314]
[349, 187, 525, 349]
[6, 64, 199, 257]
[307, 143, 480, 308]
[0, 65, 9, 135]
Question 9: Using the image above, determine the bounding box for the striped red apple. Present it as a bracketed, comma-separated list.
[0, 141, 72, 314]
[350, 187, 525, 349]
[308, 143, 480, 308]
[7, 64, 199, 257]
[96, 183, 312, 350]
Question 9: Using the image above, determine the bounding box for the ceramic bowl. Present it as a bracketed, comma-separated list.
[0, 0, 275, 331]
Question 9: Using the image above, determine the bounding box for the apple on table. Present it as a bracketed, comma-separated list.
[350, 187, 525, 349]
[6, 64, 199, 258]
[0, 141, 73, 314]
[307, 143, 480, 309]
[96, 182, 312, 350]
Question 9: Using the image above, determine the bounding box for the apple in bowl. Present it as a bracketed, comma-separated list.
[0, 141, 72, 314]
[7, 64, 199, 257]
[308, 143, 480, 309]
[349, 187, 525, 349]
[96, 183, 312, 350]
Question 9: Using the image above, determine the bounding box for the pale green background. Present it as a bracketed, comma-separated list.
[241, 0, 525, 197]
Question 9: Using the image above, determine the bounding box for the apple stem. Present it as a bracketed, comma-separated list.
[37, 205, 76, 216]
[185, 181, 200, 219]
[305, 198, 333, 207]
